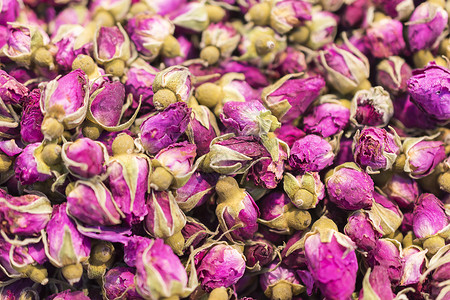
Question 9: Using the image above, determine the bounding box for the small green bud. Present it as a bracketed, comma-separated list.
[150, 167, 174, 191]
[153, 88, 178, 111]
[41, 117, 64, 141]
[161, 35, 181, 58]
[200, 45, 221, 65]
[195, 83, 223, 109]
[41, 143, 62, 166]
[111, 134, 135, 156]
[206, 5, 226, 23]
[255, 34, 276, 56]
[247, 2, 271, 26]
[423, 235, 445, 257]
[72, 54, 96, 76]
[104, 59, 125, 77]
[61, 263, 84, 285]
[0, 153, 13, 173]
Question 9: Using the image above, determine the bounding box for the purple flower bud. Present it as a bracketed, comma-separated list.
[62, 138, 108, 178]
[281, 231, 307, 269]
[7, 241, 48, 284]
[89, 81, 126, 128]
[169, 2, 209, 32]
[335, 136, 355, 165]
[140, 102, 191, 154]
[413, 193, 449, 239]
[274, 124, 305, 149]
[345, 210, 383, 252]
[48, 290, 90, 300]
[382, 174, 419, 208]
[262, 75, 325, 123]
[195, 243, 246, 292]
[0, 70, 28, 105]
[0, 192, 52, 237]
[350, 86, 393, 127]
[342, 0, 370, 27]
[303, 98, 350, 138]
[52, 25, 89, 71]
[305, 230, 358, 300]
[393, 94, 437, 130]
[260, 260, 304, 299]
[275, 47, 307, 76]
[20, 89, 44, 144]
[407, 2, 448, 52]
[289, 134, 334, 173]
[373, 0, 414, 20]
[51, 5, 89, 35]
[370, 191, 404, 236]
[400, 246, 427, 286]
[359, 266, 396, 300]
[181, 217, 211, 251]
[175, 172, 217, 212]
[221, 61, 269, 88]
[403, 137, 446, 178]
[0, 279, 41, 300]
[14, 143, 52, 185]
[244, 238, 276, 271]
[353, 127, 400, 173]
[326, 163, 374, 210]
[44, 203, 90, 284]
[67, 181, 123, 226]
[94, 25, 132, 63]
[0, 0, 20, 26]
[376, 56, 412, 96]
[366, 239, 403, 286]
[270, 0, 312, 34]
[306, 11, 339, 50]
[186, 105, 220, 156]
[407, 63, 450, 122]
[201, 22, 240, 61]
[283, 172, 325, 210]
[365, 19, 405, 58]
[103, 266, 141, 300]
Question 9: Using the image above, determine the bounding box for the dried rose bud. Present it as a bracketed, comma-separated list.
[365, 18, 406, 58]
[20, 89, 44, 144]
[400, 246, 427, 286]
[152, 66, 192, 110]
[359, 266, 396, 300]
[186, 104, 220, 156]
[429, 246, 450, 299]
[402, 137, 446, 178]
[407, 2, 448, 52]
[280, 231, 307, 269]
[373, 0, 414, 20]
[345, 210, 383, 252]
[376, 56, 412, 96]
[413, 194, 449, 243]
[67, 180, 123, 226]
[90, 0, 131, 22]
[0, 70, 28, 105]
[182, 217, 211, 251]
[52, 25, 90, 71]
[283, 172, 325, 210]
[221, 61, 269, 88]
[317, 41, 370, 95]
[0, 0, 20, 26]
[175, 172, 217, 212]
[393, 94, 437, 130]
[8, 240, 49, 285]
[289, 134, 335, 173]
[382, 174, 419, 208]
[103, 266, 141, 300]
[168, 2, 209, 32]
[370, 191, 403, 237]
[14, 143, 52, 185]
[244, 238, 276, 271]
[215, 176, 260, 241]
[274, 124, 305, 148]
[150, 141, 197, 191]
[0, 192, 52, 237]
[407, 63, 450, 122]
[269, 0, 311, 34]
[275, 47, 307, 76]
[353, 127, 401, 173]
[262, 74, 325, 123]
[305, 227, 358, 300]
[306, 10, 338, 50]
[145, 190, 186, 255]
[48, 290, 90, 300]
[0, 279, 41, 299]
[140, 102, 191, 154]
[260, 260, 304, 300]
[40, 69, 89, 140]
[259, 191, 311, 235]
[366, 239, 403, 286]
[62, 138, 108, 179]
[127, 13, 179, 61]
[195, 243, 246, 292]
[350, 86, 394, 127]
[303, 97, 350, 138]
[325, 162, 374, 210]
[200, 22, 240, 65]
[44, 203, 91, 285]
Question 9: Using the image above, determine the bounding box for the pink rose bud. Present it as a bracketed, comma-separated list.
[350, 86, 394, 127]
[62, 138, 108, 178]
[103, 266, 141, 300]
[365, 19, 406, 58]
[20, 89, 44, 143]
[186, 105, 220, 156]
[14, 143, 52, 185]
[67, 181, 123, 226]
[366, 239, 403, 286]
[407, 63, 450, 122]
[306, 10, 339, 50]
[0, 0, 20, 26]
[181, 217, 211, 251]
[195, 243, 246, 292]
[376, 56, 412, 96]
[168, 2, 209, 32]
[44, 203, 91, 285]
[353, 127, 401, 173]
[402, 137, 446, 178]
[52, 25, 90, 71]
[407, 2, 448, 52]
[283, 172, 325, 210]
[342, 0, 370, 27]
[8, 241, 48, 285]
[325, 162, 374, 210]
[345, 210, 383, 252]
[152, 66, 192, 110]
[393, 94, 437, 130]
[289, 134, 335, 173]
[260, 260, 304, 299]
[303, 97, 350, 138]
[413, 193, 449, 240]
[200, 22, 240, 65]
[359, 266, 396, 300]
[275, 47, 307, 76]
[140, 102, 191, 154]
[373, 0, 414, 20]
[429, 247, 450, 299]
[382, 174, 419, 208]
[269, 0, 312, 34]
[0, 70, 28, 105]
[175, 172, 217, 212]
[280, 231, 307, 269]
[274, 124, 305, 148]
[370, 191, 403, 237]
[262, 74, 325, 123]
[400, 246, 427, 286]
[48, 290, 90, 300]
[221, 61, 269, 88]
[244, 237, 276, 271]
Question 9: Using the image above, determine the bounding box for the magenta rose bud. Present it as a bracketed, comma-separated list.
[67, 181, 123, 226]
[88, 81, 126, 129]
[48, 290, 90, 300]
[186, 105, 220, 156]
[140, 102, 191, 154]
[400, 246, 427, 286]
[403, 137, 446, 178]
[0, 0, 20, 26]
[20, 89, 44, 143]
[0, 70, 28, 105]
[175, 172, 217, 212]
[370, 191, 403, 237]
[360, 266, 396, 300]
[275, 47, 307, 76]
[429, 248, 450, 299]
[350, 86, 394, 127]
[365, 18, 405, 58]
[262, 74, 325, 123]
[303, 98, 350, 138]
[345, 210, 383, 252]
[135, 238, 192, 299]
[353, 127, 401, 173]
[260, 260, 304, 299]
[44, 203, 91, 285]
[393, 94, 437, 130]
[305, 229, 358, 300]
[326, 163, 374, 210]
[94, 24, 132, 65]
[407, 63, 450, 122]
[62, 138, 108, 178]
[181, 218, 211, 251]
[366, 239, 403, 286]
[52, 25, 89, 71]
[289, 135, 335, 173]
[244, 238, 276, 271]
[407, 2, 448, 52]
[373, 0, 414, 20]
[14, 143, 52, 185]
[376, 56, 412, 96]
[413, 193, 449, 240]
[103, 266, 141, 300]
[306, 10, 338, 50]
[195, 243, 246, 292]
[382, 174, 419, 208]
[274, 124, 305, 148]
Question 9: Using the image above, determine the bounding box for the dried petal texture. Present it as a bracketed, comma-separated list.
[303, 101, 349, 138]
[365, 19, 405, 58]
[152, 66, 192, 103]
[274, 124, 305, 148]
[124, 60, 158, 114]
[400, 246, 427, 286]
[90, 81, 125, 127]
[168, 1, 209, 32]
[245, 238, 275, 270]
[48, 291, 90, 300]
[360, 266, 395, 300]
[413, 193, 449, 239]
[306, 10, 338, 50]
[376, 56, 412, 96]
[187, 105, 219, 156]
[260, 261, 302, 295]
[407, 63, 450, 122]
[123, 236, 152, 268]
[104, 266, 141, 300]
[370, 191, 403, 236]
[14, 143, 52, 185]
[0, 0, 20, 26]
[154, 141, 196, 178]
[366, 239, 403, 286]
[0, 279, 40, 299]
[195, 244, 246, 292]
[276, 47, 307, 76]
[62, 138, 107, 178]
[393, 94, 436, 130]
[289, 135, 334, 173]
[20, 89, 44, 143]
[345, 210, 382, 252]
[405, 139, 446, 178]
[350, 86, 393, 127]
[175, 172, 217, 211]
[259, 191, 290, 221]
[0, 70, 28, 105]
[373, 0, 414, 20]
[53, 25, 89, 71]
[140, 102, 191, 154]
[247, 144, 287, 189]
[382, 174, 418, 208]
[95, 25, 130, 62]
